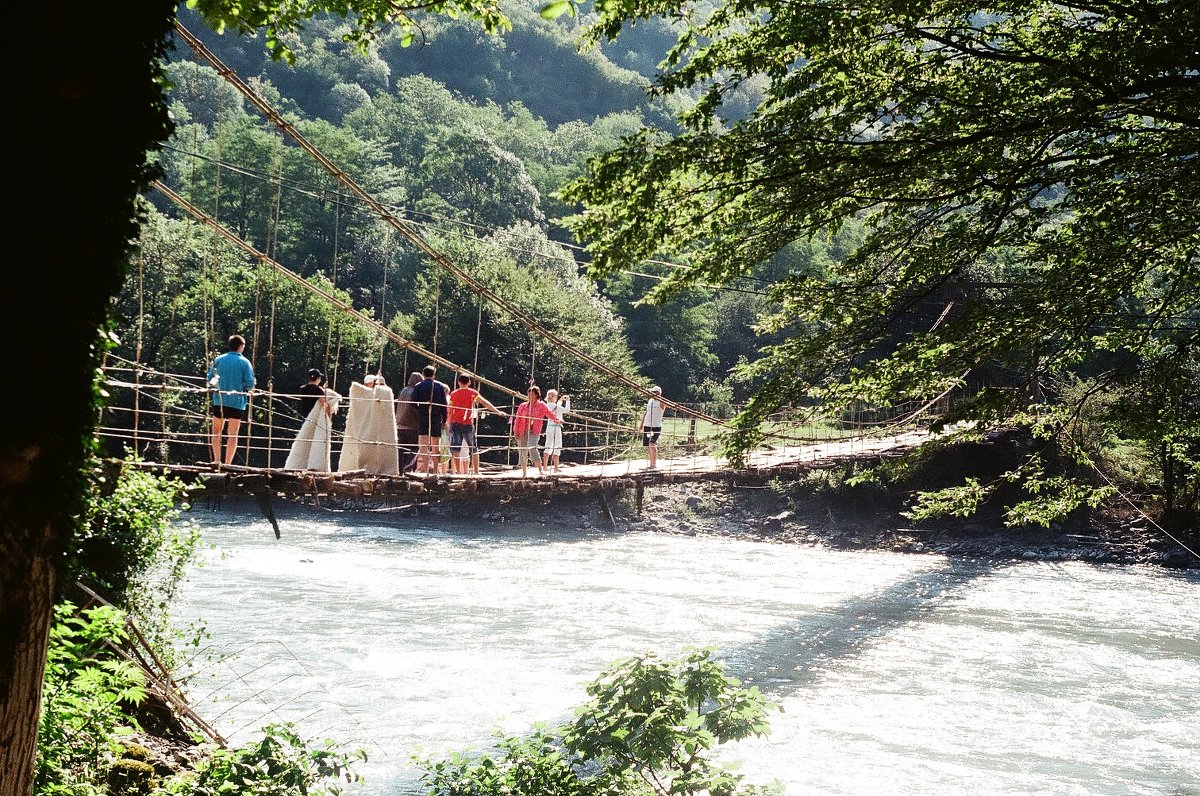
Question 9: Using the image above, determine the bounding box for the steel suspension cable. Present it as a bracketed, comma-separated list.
[154, 179, 633, 435]
[173, 21, 725, 429]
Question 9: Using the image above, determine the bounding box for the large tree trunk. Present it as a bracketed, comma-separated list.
[1, 3, 175, 794]
[0, 546, 57, 791]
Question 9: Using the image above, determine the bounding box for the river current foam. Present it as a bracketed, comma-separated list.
[173, 508, 1200, 795]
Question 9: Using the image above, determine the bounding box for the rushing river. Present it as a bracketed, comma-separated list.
[172, 504, 1200, 795]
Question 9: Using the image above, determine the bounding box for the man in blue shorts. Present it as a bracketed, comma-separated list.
[410, 364, 448, 474]
[207, 334, 256, 466]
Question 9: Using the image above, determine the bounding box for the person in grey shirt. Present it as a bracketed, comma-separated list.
[395, 371, 422, 472]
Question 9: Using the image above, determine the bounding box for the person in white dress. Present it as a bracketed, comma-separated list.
[338, 373, 400, 475]
[284, 374, 341, 472]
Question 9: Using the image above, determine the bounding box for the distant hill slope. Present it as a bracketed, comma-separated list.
[175, 4, 683, 129]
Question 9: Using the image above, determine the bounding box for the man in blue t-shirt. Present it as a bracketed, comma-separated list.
[207, 334, 256, 465]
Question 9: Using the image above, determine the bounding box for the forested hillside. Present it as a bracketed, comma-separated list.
[116, 2, 820, 430]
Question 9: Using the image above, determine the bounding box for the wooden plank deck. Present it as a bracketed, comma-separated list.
[120, 429, 933, 501]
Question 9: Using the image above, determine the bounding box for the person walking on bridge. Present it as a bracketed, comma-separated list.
[542, 389, 570, 474]
[411, 365, 449, 475]
[642, 385, 665, 470]
[447, 373, 504, 476]
[285, 368, 340, 472]
[207, 334, 256, 466]
[395, 371, 422, 473]
[512, 385, 557, 479]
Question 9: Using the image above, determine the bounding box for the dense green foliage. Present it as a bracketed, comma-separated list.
[37, 608, 363, 796]
[74, 460, 200, 639]
[37, 603, 146, 795]
[188, 0, 510, 61]
[567, 0, 1200, 526]
[36, 461, 204, 794]
[417, 648, 777, 796]
[112, 12, 804, 465]
[160, 723, 364, 796]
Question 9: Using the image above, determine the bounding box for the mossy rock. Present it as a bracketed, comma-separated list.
[107, 757, 158, 795]
[121, 742, 152, 761]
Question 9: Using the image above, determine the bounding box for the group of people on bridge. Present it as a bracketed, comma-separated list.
[205, 334, 666, 478]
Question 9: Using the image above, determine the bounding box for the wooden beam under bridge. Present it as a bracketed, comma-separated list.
[109, 429, 932, 528]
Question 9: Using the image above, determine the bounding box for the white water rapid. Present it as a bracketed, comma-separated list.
[172, 507, 1200, 795]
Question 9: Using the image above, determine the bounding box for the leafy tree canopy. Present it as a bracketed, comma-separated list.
[188, 0, 510, 60]
[566, 0, 1200, 523]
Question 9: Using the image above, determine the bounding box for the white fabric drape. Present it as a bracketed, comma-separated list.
[284, 388, 341, 472]
[338, 381, 400, 475]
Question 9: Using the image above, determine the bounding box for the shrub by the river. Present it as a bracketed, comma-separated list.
[73, 456, 202, 665]
[416, 647, 780, 795]
[36, 602, 146, 795]
[159, 723, 365, 796]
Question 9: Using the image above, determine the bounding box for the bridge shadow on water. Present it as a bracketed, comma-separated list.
[720, 557, 1010, 700]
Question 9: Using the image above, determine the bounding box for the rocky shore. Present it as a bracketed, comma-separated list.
[427, 478, 1198, 570]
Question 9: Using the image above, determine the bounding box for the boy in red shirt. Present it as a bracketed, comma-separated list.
[447, 373, 505, 475]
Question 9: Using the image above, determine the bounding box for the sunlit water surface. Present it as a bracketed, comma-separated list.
[172, 507, 1200, 795]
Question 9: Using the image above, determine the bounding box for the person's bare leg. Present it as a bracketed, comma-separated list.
[210, 417, 224, 464]
[223, 418, 243, 465]
[417, 436, 432, 474]
[648, 442, 658, 468]
[470, 453, 480, 476]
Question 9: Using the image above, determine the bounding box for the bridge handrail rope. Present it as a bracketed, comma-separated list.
[172, 21, 726, 431]
[101, 367, 658, 466]
[104, 365, 653, 443]
[106, 348, 908, 456]
[153, 180, 637, 438]
[100, 371, 725, 472]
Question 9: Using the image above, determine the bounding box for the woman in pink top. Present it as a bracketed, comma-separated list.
[512, 385, 557, 478]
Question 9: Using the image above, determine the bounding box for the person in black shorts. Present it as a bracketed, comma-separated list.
[410, 365, 448, 474]
[641, 385, 664, 469]
[206, 334, 256, 465]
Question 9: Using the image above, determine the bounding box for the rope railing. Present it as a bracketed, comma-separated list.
[152, 180, 640, 439]
[98, 364, 938, 479]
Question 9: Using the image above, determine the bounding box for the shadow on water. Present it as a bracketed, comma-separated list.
[721, 557, 1008, 700]
[191, 498, 624, 547]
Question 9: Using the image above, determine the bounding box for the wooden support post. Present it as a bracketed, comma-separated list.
[254, 491, 281, 539]
[635, 480, 644, 515]
[598, 491, 616, 529]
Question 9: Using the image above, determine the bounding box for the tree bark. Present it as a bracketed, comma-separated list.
[1, 3, 175, 793]
[0, 541, 56, 792]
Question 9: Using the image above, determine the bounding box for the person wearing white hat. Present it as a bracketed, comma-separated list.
[641, 385, 664, 469]
[338, 371, 399, 475]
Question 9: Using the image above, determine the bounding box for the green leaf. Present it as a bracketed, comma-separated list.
[540, 0, 573, 20]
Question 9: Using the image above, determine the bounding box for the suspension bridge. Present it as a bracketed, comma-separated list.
[95, 21, 953, 517]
